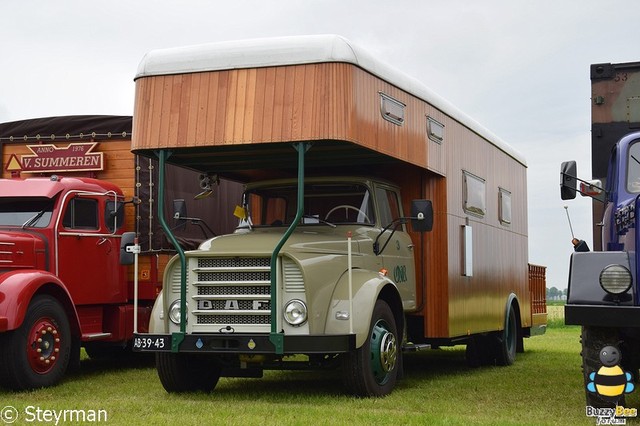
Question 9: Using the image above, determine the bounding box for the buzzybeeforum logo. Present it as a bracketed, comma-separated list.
[585, 346, 638, 424]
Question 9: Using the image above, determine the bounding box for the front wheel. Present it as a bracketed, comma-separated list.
[0, 295, 72, 390]
[342, 300, 399, 397]
[581, 326, 624, 408]
[156, 352, 221, 392]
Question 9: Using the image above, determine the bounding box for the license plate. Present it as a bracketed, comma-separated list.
[132, 335, 170, 351]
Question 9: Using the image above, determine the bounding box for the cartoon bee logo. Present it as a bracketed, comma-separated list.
[587, 345, 635, 400]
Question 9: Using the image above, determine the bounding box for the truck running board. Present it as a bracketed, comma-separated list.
[82, 333, 113, 341]
[402, 343, 432, 352]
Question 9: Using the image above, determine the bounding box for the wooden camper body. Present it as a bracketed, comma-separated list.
[131, 35, 545, 340]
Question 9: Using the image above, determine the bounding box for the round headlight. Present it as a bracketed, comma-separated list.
[168, 299, 183, 325]
[599, 264, 632, 295]
[284, 299, 308, 326]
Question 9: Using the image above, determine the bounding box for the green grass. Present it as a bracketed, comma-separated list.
[0, 324, 631, 425]
[547, 304, 565, 328]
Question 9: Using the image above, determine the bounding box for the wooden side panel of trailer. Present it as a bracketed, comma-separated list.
[443, 132, 529, 337]
[133, 63, 446, 174]
[132, 61, 529, 340]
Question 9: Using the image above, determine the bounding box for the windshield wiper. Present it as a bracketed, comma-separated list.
[302, 215, 336, 228]
[22, 210, 46, 229]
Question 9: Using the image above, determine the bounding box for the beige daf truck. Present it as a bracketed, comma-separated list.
[130, 35, 547, 397]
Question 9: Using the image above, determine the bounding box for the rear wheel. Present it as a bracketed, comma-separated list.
[342, 300, 399, 397]
[156, 352, 221, 392]
[495, 305, 517, 366]
[0, 295, 71, 390]
[465, 304, 518, 367]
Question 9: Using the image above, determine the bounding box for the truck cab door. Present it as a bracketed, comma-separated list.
[56, 195, 126, 306]
[374, 185, 417, 310]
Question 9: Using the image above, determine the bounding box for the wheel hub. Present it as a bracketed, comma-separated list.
[370, 320, 397, 384]
[27, 319, 62, 374]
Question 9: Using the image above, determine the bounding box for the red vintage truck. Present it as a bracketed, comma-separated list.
[0, 115, 241, 390]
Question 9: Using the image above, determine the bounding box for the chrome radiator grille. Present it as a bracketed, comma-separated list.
[190, 257, 272, 330]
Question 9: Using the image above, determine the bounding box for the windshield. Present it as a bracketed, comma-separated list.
[0, 197, 54, 228]
[243, 183, 374, 227]
[627, 141, 640, 193]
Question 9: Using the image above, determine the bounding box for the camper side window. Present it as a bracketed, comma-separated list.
[499, 188, 511, 225]
[462, 171, 486, 217]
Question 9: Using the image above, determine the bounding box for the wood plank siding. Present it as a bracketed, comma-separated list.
[132, 60, 529, 340]
[133, 63, 438, 171]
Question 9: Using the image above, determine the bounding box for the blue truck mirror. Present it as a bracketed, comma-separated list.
[561, 161, 577, 200]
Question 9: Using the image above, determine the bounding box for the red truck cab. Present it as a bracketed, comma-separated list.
[0, 175, 137, 389]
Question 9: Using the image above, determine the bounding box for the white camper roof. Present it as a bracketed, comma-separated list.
[136, 34, 526, 166]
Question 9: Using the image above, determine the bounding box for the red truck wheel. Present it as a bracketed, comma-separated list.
[0, 295, 71, 390]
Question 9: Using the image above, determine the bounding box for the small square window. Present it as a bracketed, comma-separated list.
[499, 188, 512, 225]
[379, 93, 405, 125]
[463, 171, 486, 217]
[427, 117, 444, 144]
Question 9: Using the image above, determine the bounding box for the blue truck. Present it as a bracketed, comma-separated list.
[561, 61, 640, 407]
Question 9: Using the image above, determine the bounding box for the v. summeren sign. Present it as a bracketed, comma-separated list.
[19, 143, 104, 173]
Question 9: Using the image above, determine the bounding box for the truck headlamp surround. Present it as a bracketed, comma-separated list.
[168, 299, 184, 325]
[599, 264, 633, 295]
[284, 299, 308, 326]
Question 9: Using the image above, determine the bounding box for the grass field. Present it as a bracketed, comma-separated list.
[1, 312, 636, 425]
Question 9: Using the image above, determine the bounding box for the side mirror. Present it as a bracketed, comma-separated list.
[120, 232, 136, 265]
[173, 199, 188, 231]
[410, 199, 433, 233]
[561, 161, 577, 200]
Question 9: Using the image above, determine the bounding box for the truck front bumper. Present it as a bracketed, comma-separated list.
[132, 332, 356, 354]
[565, 304, 640, 327]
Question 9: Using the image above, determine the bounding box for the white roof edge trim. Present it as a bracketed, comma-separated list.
[135, 34, 526, 166]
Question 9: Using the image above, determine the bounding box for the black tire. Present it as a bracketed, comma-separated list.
[342, 300, 400, 397]
[465, 335, 490, 367]
[581, 326, 624, 408]
[156, 352, 221, 392]
[465, 305, 517, 367]
[495, 305, 517, 366]
[0, 295, 71, 390]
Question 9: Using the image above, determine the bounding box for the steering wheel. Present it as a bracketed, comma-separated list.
[325, 205, 371, 223]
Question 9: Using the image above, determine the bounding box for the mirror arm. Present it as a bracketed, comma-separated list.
[109, 196, 140, 218]
[173, 214, 217, 238]
[561, 173, 607, 203]
[373, 218, 407, 255]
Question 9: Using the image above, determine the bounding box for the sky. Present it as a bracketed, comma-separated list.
[2, 0, 640, 290]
